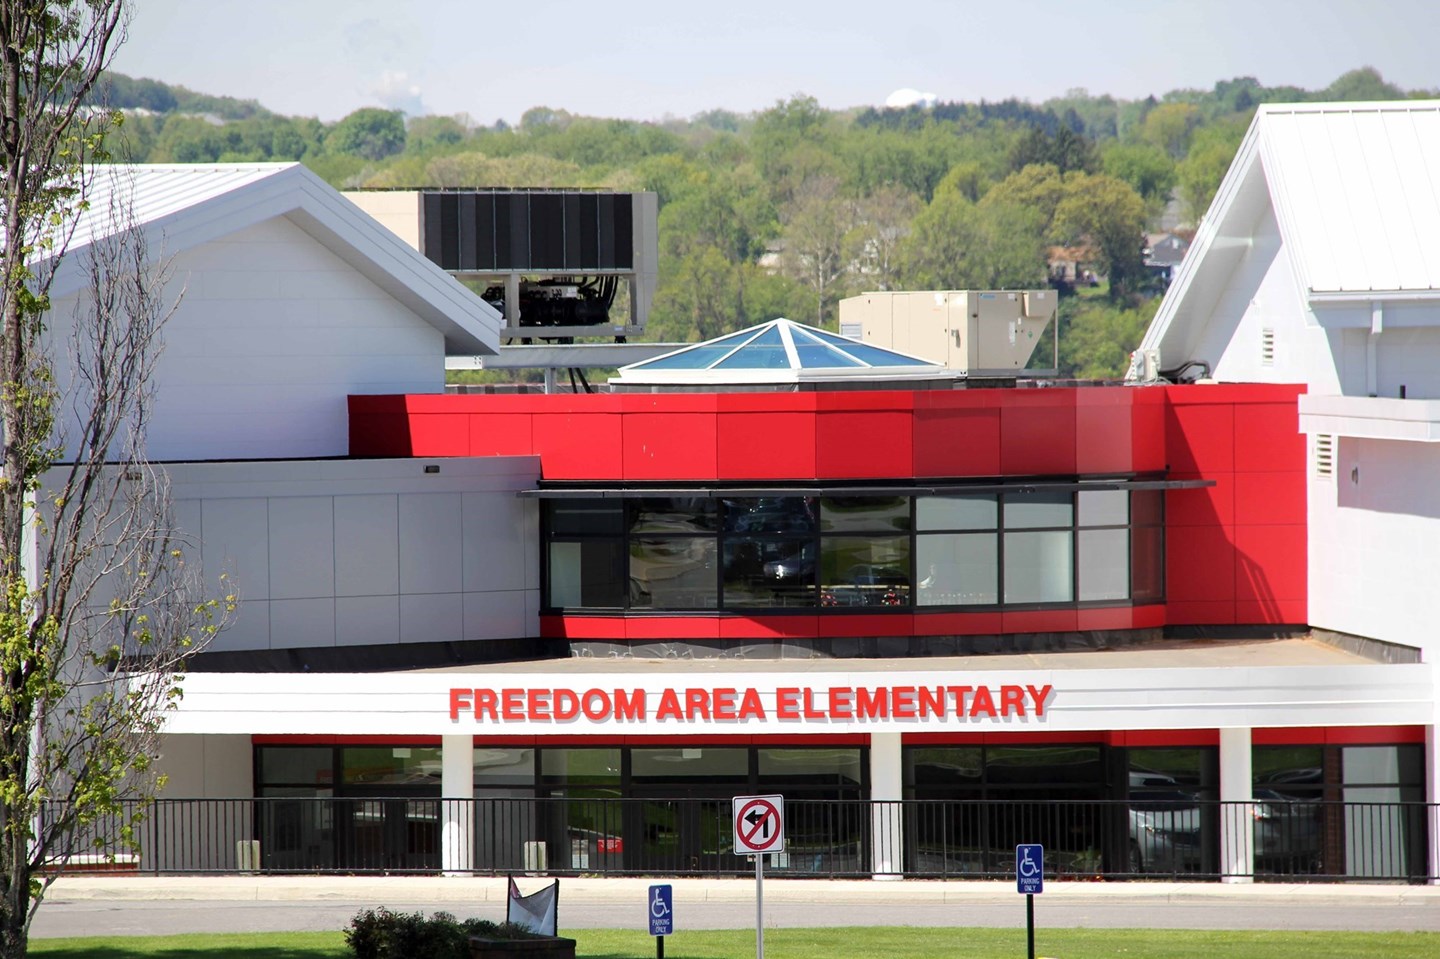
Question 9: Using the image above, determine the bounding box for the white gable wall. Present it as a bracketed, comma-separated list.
[49, 215, 447, 462]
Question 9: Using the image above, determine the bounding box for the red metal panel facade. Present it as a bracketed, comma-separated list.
[348, 383, 1308, 637]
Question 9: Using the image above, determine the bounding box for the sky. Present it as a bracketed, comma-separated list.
[111, 0, 1440, 124]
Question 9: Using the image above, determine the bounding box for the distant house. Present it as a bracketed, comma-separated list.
[1046, 244, 1100, 289]
[1143, 231, 1191, 286]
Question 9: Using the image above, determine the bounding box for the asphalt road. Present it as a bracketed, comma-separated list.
[31, 889, 1440, 938]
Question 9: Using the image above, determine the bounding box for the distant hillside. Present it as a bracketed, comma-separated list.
[93, 71, 270, 120]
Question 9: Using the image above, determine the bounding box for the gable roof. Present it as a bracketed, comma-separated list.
[50, 163, 500, 355]
[1141, 100, 1440, 368]
[612, 317, 946, 386]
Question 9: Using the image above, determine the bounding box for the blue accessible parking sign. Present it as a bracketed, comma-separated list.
[1016, 844, 1044, 894]
[649, 884, 673, 936]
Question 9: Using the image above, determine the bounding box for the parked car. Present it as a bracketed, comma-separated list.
[761, 543, 816, 583]
[1252, 787, 1322, 874]
[1127, 773, 1203, 874]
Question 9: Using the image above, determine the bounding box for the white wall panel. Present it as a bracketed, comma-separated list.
[401, 592, 464, 645]
[334, 494, 399, 596]
[337, 595, 401, 646]
[171, 457, 539, 653]
[214, 600, 271, 652]
[464, 590, 527, 640]
[270, 597, 336, 648]
[267, 497, 335, 600]
[201, 498, 270, 600]
[400, 493, 463, 594]
[462, 492, 527, 592]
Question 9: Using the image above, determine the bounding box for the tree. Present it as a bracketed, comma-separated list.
[0, 4, 228, 956]
[1008, 125, 1098, 175]
[1100, 142, 1177, 210]
[899, 191, 1046, 291]
[327, 107, 406, 162]
[777, 175, 857, 328]
[1052, 172, 1148, 298]
[845, 185, 921, 293]
[1139, 102, 1200, 159]
[1176, 122, 1245, 225]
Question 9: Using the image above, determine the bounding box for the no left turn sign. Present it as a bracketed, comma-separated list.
[733, 794, 785, 854]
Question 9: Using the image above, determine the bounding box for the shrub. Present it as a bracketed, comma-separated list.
[346, 908, 544, 959]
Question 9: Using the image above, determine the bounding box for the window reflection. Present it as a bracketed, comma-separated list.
[543, 487, 1165, 613]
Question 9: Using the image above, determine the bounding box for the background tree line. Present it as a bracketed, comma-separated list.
[95, 67, 1432, 378]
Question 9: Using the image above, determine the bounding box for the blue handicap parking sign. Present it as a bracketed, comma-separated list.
[648, 883, 673, 936]
[1016, 844, 1044, 894]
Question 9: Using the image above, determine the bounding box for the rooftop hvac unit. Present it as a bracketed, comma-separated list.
[836, 290, 1057, 377]
[345, 188, 658, 341]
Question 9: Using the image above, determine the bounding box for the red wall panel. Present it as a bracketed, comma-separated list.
[407, 414, 472, 456]
[913, 611, 1005, 636]
[469, 413, 534, 457]
[999, 392, 1076, 475]
[1075, 390, 1135, 474]
[815, 411, 913, 478]
[1166, 474, 1234, 527]
[716, 412, 818, 480]
[1164, 399, 1234, 474]
[912, 406, 1002, 477]
[1234, 401, 1306, 472]
[1233, 471, 1306, 526]
[531, 412, 624, 478]
[1234, 524, 1306, 603]
[718, 615, 821, 640]
[1166, 525, 1237, 601]
[622, 412, 719, 480]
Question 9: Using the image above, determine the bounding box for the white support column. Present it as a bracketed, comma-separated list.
[869, 732, 904, 879]
[1218, 726, 1254, 883]
[441, 734, 475, 875]
[1427, 720, 1439, 885]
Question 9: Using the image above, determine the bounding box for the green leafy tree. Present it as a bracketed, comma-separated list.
[1324, 67, 1405, 102]
[1176, 121, 1246, 225]
[0, 5, 230, 955]
[1052, 172, 1148, 298]
[327, 107, 406, 162]
[1058, 297, 1160, 378]
[899, 191, 1046, 291]
[1008, 125, 1098, 175]
[1139, 102, 1200, 159]
[1100, 142, 1177, 211]
[777, 175, 858, 327]
[845, 185, 922, 292]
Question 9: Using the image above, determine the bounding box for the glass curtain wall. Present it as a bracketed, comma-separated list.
[544, 487, 1164, 613]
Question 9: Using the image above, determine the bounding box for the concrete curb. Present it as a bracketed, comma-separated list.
[45, 875, 1440, 906]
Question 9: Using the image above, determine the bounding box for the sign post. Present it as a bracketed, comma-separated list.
[733, 794, 785, 959]
[648, 883, 673, 959]
[1015, 844, 1043, 959]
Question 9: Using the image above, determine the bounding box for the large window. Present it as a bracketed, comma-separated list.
[542, 486, 1165, 613]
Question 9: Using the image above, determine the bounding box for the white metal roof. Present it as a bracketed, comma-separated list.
[1141, 100, 1440, 369]
[49, 163, 500, 355]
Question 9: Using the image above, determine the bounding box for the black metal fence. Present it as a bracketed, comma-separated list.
[48, 797, 1437, 883]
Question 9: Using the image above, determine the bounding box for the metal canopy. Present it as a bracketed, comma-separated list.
[519, 478, 1215, 498]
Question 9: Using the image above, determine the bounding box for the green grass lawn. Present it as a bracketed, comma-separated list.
[29, 927, 1440, 959]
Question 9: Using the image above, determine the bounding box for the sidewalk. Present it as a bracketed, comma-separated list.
[46, 874, 1440, 906]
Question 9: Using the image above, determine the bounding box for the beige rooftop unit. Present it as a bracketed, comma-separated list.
[838, 290, 1057, 376]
